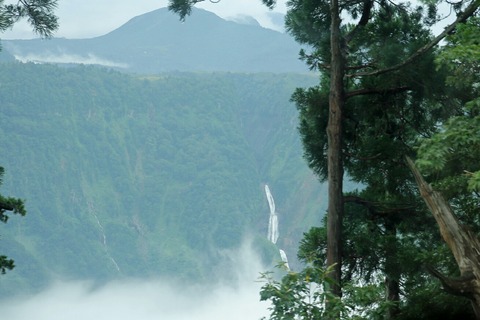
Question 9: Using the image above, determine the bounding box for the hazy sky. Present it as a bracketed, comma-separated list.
[3, 0, 289, 39]
[2, 0, 455, 40]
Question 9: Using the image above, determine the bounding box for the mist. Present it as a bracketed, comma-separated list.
[12, 53, 128, 68]
[0, 242, 272, 320]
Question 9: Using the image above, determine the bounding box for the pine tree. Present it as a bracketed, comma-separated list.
[0, 0, 58, 37]
[0, 167, 26, 273]
[167, 0, 480, 316]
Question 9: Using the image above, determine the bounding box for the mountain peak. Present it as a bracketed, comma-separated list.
[2, 7, 307, 73]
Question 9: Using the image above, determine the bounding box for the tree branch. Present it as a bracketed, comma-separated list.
[345, 0, 374, 43]
[168, 0, 207, 20]
[406, 156, 480, 278]
[344, 195, 417, 216]
[350, 0, 480, 77]
[426, 264, 476, 298]
[344, 151, 382, 160]
[345, 86, 412, 99]
[0, 202, 14, 212]
[346, 62, 376, 71]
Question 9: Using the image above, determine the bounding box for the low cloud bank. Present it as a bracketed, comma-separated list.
[13, 53, 128, 68]
[0, 242, 271, 320]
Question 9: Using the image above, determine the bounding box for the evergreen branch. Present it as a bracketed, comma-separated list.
[5, 0, 59, 37]
[346, 63, 376, 71]
[350, 0, 480, 77]
[0, 202, 14, 212]
[345, 86, 412, 99]
[426, 264, 476, 298]
[168, 0, 206, 20]
[0, 256, 15, 274]
[345, 0, 374, 43]
[344, 195, 417, 216]
[344, 151, 382, 160]
[0, 196, 26, 220]
[299, 51, 330, 70]
[168, 0, 224, 20]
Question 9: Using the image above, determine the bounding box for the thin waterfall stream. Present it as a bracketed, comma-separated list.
[87, 200, 121, 272]
[264, 185, 290, 270]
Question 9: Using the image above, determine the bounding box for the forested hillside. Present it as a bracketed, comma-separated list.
[0, 62, 324, 295]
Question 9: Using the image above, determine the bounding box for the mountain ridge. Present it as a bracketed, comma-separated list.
[2, 8, 308, 73]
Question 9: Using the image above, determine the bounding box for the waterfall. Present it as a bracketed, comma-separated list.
[279, 249, 290, 270]
[88, 200, 121, 273]
[264, 184, 290, 270]
[265, 185, 279, 244]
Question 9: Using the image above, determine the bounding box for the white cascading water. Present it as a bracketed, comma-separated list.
[87, 200, 121, 272]
[265, 185, 279, 244]
[279, 249, 290, 270]
[264, 185, 290, 270]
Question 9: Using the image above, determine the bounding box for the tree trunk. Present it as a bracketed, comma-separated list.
[384, 221, 400, 319]
[406, 157, 480, 318]
[326, 0, 345, 299]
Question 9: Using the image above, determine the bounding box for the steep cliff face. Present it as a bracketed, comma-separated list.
[0, 64, 324, 295]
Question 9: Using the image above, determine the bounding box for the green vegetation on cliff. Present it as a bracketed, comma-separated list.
[0, 63, 323, 295]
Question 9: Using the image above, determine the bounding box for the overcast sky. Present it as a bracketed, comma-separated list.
[2, 0, 289, 39]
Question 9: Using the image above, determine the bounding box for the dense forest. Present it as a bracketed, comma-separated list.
[0, 63, 326, 295]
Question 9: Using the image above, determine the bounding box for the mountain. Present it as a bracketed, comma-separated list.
[0, 63, 326, 295]
[1, 8, 308, 73]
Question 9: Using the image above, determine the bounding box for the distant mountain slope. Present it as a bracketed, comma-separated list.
[2, 8, 308, 73]
[0, 63, 325, 295]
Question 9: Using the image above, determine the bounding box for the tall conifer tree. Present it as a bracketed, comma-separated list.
[167, 0, 480, 316]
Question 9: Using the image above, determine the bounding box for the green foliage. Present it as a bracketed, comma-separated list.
[290, 212, 475, 319]
[0, 0, 57, 278]
[416, 115, 480, 191]
[285, 0, 331, 50]
[268, 1, 479, 318]
[0, 63, 321, 295]
[0, 167, 26, 274]
[260, 263, 397, 320]
[436, 17, 480, 93]
[0, 255, 14, 274]
[167, 0, 202, 20]
[417, 18, 480, 196]
[261, 0, 276, 9]
[293, 84, 329, 180]
[0, 194, 26, 222]
[259, 264, 342, 320]
[0, 0, 58, 37]
[292, 3, 446, 184]
[168, 0, 279, 18]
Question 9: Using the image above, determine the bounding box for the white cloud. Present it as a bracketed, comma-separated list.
[0, 280, 269, 320]
[197, 0, 287, 32]
[13, 53, 128, 68]
[0, 241, 272, 320]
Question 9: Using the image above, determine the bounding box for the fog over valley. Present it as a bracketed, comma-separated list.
[0, 242, 271, 320]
